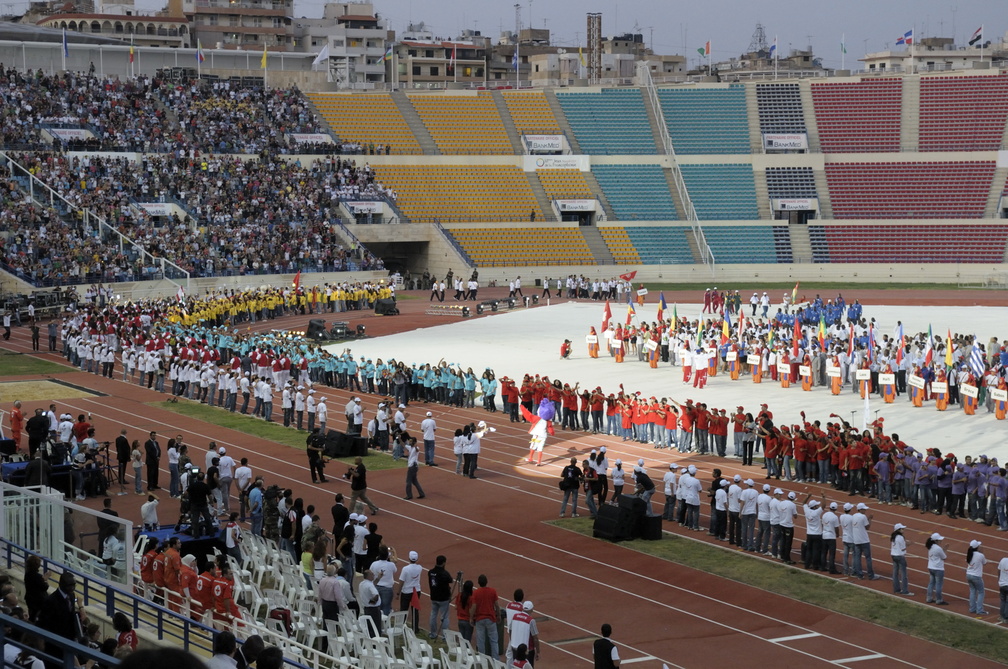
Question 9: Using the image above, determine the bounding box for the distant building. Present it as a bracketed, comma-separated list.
[177, 0, 293, 51]
[36, 13, 190, 48]
[294, 2, 391, 88]
[391, 37, 487, 88]
[861, 35, 1007, 73]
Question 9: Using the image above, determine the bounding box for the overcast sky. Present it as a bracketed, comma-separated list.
[289, 0, 1001, 68]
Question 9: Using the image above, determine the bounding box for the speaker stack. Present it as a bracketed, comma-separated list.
[592, 494, 663, 542]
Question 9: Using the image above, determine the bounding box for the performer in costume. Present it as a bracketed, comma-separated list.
[881, 362, 896, 404]
[586, 327, 599, 358]
[801, 353, 813, 392]
[524, 399, 556, 466]
[934, 368, 948, 411]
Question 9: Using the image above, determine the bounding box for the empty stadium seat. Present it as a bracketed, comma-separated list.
[555, 89, 657, 155]
[765, 167, 818, 200]
[597, 226, 641, 263]
[620, 226, 695, 264]
[658, 86, 751, 154]
[825, 161, 995, 219]
[811, 78, 903, 152]
[409, 94, 512, 154]
[701, 225, 782, 263]
[537, 169, 595, 201]
[593, 164, 677, 220]
[502, 90, 563, 137]
[756, 82, 807, 135]
[446, 226, 595, 265]
[679, 164, 760, 220]
[305, 92, 421, 154]
[919, 74, 1008, 151]
[816, 223, 1008, 263]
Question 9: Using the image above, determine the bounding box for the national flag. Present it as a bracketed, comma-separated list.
[619, 270, 637, 282]
[697, 40, 710, 56]
[626, 303, 636, 327]
[924, 324, 934, 366]
[895, 323, 905, 364]
[896, 29, 913, 46]
[792, 319, 801, 357]
[868, 324, 875, 362]
[818, 313, 826, 350]
[969, 26, 983, 46]
[841, 39, 847, 54]
[409, 589, 420, 610]
[767, 329, 774, 350]
[737, 313, 745, 340]
[62, 28, 69, 58]
[383, 45, 393, 61]
[578, 46, 586, 66]
[672, 303, 678, 331]
[791, 282, 799, 304]
[945, 329, 953, 370]
[601, 300, 611, 331]
[657, 292, 667, 323]
[512, 45, 519, 71]
[312, 44, 330, 67]
[970, 335, 985, 378]
[697, 319, 705, 346]
[449, 43, 457, 71]
[196, 40, 206, 64]
[721, 312, 731, 345]
[129, 43, 134, 64]
[176, 285, 185, 303]
[261, 45, 268, 70]
[847, 324, 855, 358]
[292, 270, 301, 291]
[769, 36, 777, 58]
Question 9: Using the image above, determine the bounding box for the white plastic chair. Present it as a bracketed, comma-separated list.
[385, 610, 408, 650]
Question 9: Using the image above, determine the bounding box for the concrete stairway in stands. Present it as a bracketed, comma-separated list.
[390, 91, 439, 155]
[788, 222, 813, 263]
[580, 225, 615, 264]
[899, 76, 920, 152]
[798, 80, 821, 152]
[490, 91, 525, 153]
[543, 89, 581, 154]
[525, 173, 555, 222]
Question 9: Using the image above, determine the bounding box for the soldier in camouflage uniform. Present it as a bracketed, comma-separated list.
[263, 484, 281, 542]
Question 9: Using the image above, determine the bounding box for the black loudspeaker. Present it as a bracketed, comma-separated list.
[375, 298, 399, 316]
[617, 494, 646, 513]
[616, 495, 647, 538]
[592, 505, 630, 542]
[640, 515, 663, 541]
[349, 437, 369, 457]
[307, 319, 329, 340]
[323, 430, 352, 458]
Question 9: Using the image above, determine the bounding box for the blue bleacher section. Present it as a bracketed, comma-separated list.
[755, 83, 806, 134]
[701, 225, 783, 264]
[555, 89, 657, 154]
[623, 226, 694, 263]
[679, 164, 760, 220]
[765, 166, 818, 199]
[658, 86, 750, 154]
[808, 224, 830, 263]
[592, 164, 677, 220]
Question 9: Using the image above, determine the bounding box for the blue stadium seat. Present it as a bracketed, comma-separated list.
[593, 164, 677, 220]
[622, 226, 694, 264]
[556, 89, 657, 155]
[658, 86, 750, 154]
[679, 164, 760, 220]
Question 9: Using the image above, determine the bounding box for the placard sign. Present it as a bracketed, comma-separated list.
[960, 385, 979, 398]
[908, 375, 925, 389]
[855, 369, 871, 380]
[932, 382, 948, 394]
[799, 365, 811, 376]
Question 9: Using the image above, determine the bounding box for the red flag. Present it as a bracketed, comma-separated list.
[292, 270, 301, 290]
[618, 271, 637, 282]
[409, 589, 420, 610]
[792, 319, 800, 357]
[601, 300, 611, 331]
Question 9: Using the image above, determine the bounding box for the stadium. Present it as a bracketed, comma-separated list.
[2, 14, 1008, 669]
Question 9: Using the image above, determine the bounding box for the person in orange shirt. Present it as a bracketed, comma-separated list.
[213, 563, 242, 629]
[995, 377, 1008, 420]
[613, 326, 625, 363]
[728, 343, 741, 381]
[9, 401, 24, 451]
[177, 554, 200, 619]
[830, 355, 843, 395]
[586, 327, 599, 358]
[619, 398, 634, 442]
[751, 344, 762, 383]
[780, 351, 791, 389]
[162, 537, 183, 613]
[961, 371, 978, 415]
[151, 542, 167, 606]
[192, 562, 218, 618]
[801, 353, 813, 392]
[138, 538, 158, 595]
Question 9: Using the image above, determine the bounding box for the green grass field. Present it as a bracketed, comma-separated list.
[550, 517, 1006, 663]
[152, 401, 406, 472]
[0, 350, 72, 376]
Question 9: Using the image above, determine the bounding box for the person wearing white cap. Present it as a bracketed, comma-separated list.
[396, 550, 423, 632]
[768, 489, 784, 558]
[739, 479, 758, 551]
[822, 501, 841, 574]
[727, 474, 743, 546]
[374, 403, 391, 452]
[317, 397, 328, 434]
[839, 502, 855, 575]
[778, 491, 798, 564]
[217, 447, 236, 514]
[506, 599, 539, 666]
[681, 465, 702, 530]
[611, 460, 625, 500]
[712, 480, 729, 540]
[756, 484, 773, 554]
[890, 523, 912, 595]
[802, 493, 824, 570]
[420, 411, 438, 466]
[294, 386, 306, 430]
[851, 503, 880, 580]
[966, 539, 989, 614]
[394, 404, 408, 435]
[662, 464, 678, 521]
[350, 397, 364, 435]
[925, 532, 948, 604]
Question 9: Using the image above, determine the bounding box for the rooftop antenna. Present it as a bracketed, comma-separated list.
[749, 23, 769, 54]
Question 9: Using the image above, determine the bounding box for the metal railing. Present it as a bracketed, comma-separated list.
[432, 219, 476, 268]
[636, 63, 715, 274]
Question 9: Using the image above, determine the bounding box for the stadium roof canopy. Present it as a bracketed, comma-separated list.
[0, 20, 127, 46]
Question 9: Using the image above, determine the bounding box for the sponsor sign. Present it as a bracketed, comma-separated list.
[763, 132, 808, 150]
[290, 133, 333, 144]
[556, 199, 596, 212]
[878, 373, 896, 385]
[908, 375, 925, 389]
[524, 134, 563, 152]
[774, 198, 816, 211]
[48, 127, 89, 141]
[138, 203, 171, 217]
[523, 155, 590, 171]
[348, 201, 383, 214]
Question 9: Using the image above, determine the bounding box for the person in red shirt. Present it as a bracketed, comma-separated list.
[139, 539, 158, 591]
[72, 415, 92, 444]
[560, 339, 572, 360]
[663, 401, 679, 450]
[151, 543, 167, 605]
[695, 403, 710, 455]
[468, 574, 500, 658]
[192, 563, 217, 618]
[589, 388, 605, 434]
[213, 563, 241, 627]
[162, 537, 183, 612]
[561, 384, 579, 431]
[732, 407, 746, 458]
[9, 401, 24, 451]
[678, 400, 695, 453]
[113, 612, 137, 651]
[178, 554, 200, 618]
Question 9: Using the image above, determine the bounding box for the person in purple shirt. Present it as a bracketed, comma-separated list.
[990, 465, 1008, 531]
[873, 455, 892, 504]
[914, 456, 933, 513]
[893, 453, 906, 504]
[965, 457, 980, 520]
[951, 462, 968, 519]
[975, 457, 990, 522]
[935, 459, 953, 516]
[926, 457, 941, 514]
[905, 451, 922, 509]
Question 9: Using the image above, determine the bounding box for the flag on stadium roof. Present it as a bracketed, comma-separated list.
[969, 26, 983, 46]
[769, 36, 777, 58]
[896, 29, 913, 46]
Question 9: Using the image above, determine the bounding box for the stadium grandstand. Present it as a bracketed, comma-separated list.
[3, 68, 1008, 294]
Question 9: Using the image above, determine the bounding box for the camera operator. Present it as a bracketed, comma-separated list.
[427, 555, 456, 643]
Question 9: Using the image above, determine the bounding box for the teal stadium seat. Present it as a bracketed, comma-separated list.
[592, 164, 677, 220]
[701, 226, 780, 264]
[555, 89, 657, 155]
[622, 226, 694, 264]
[679, 164, 760, 220]
[658, 86, 750, 154]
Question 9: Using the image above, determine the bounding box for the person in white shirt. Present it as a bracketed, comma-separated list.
[420, 411, 438, 466]
[821, 501, 841, 575]
[234, 458, 253, 522]
[925, 532, 948, 604]
[140, 493, 159, 531]
[370, 547, 397, 616]
[889, 522, 912, 595]
[965, 538, 989, 614]
[756, 484, 773, 555]
[802, 495, 824, 570]
[851, 503, 880, 580]
[713, 480, 729, 541]
[661, 463, 678, 520]
[294, 386, 306, 430]
[778, 491, 798, 564]
[739, 478, 758, 552]
[167, 441, 181, 498]
[726, 475, 742, 546]
[217, 447, 236, 514]
[317, 397, 328, 433]
[396, 550, 424, 633]
[239, 374, 251, 414]
[351, 397, 364, 435]
[997, 555, 1008, 623]
[358, 569, 382, 636]
[680, 465, 702, 530]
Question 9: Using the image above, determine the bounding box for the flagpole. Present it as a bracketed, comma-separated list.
[773, 35, 778, 80]
[62, 29, 66, 72]
[910, 24, 915, 74]
[980, 24, 984, 64]
[841, 33, 845, 71]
